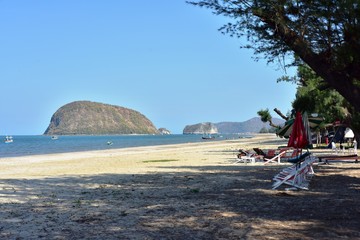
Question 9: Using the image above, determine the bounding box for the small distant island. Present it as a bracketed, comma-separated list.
[44, 101, 159, 135]
[183, 122, 218, 135]
[183, 118, 285, 134]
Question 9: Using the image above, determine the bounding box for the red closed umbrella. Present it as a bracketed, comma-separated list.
[287, 111, 308, 149]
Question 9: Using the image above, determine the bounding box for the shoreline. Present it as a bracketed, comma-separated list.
[0, 133, 350, 180]
[1, 133, 252, 159]
[1, 133, 283, 159]
[0, 134, 286, 179]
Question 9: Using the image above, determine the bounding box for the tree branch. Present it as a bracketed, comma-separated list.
[273, 108, 288, 121]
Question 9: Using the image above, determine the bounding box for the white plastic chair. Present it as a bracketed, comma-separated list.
[331, 142, 338, 153]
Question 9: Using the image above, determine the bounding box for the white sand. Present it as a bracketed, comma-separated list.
[0, 134, 287, 179]
[1, 134, 358, 239]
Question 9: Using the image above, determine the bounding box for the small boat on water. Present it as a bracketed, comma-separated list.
[202, 134, 215, 140]
[4, 136, 13, 143]
[51, 136, 59, 140]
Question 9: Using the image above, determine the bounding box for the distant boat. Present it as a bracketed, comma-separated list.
[51, 136, 59, 140]
[4, 136, 13, 143]
[202, 134, 215, 140]
[107, 141, 113, 145]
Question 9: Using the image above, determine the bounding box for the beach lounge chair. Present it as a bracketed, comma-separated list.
[234, 149, 261, 164]
[317, 154, 358, 164]
[281, 148, 302, 160]
[237, 149, 252, 158]
[287, 151, 311, 164]
[263, 150, 287, 164]
[253, 148, 286, 164]
[253, 148, 269, 157]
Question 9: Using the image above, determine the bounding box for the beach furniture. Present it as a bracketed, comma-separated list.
[280, 148, 302, 160]
[331, 141, 338, 153]
[253, 148, 270, 158]
[253, 148, 288, 164]
[234, 155, 256, 164]
[317, 154, 358, 164]
[234, 149, 261, 164]
[272, 151, 317, 190]
[237, 149, 252, 158]
[263, 150, 287, 164]
[348, 139, 358, 155]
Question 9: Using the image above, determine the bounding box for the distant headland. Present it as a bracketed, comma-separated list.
[44, 100, 284, 136]
[44, 101, 159, 135]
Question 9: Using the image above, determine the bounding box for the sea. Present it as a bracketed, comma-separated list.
[0, 134, 250, 158]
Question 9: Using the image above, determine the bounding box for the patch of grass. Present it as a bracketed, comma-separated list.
[73, 199, 82, 208]
[189, 188, 200, 193]
[142, 159, 179, 163]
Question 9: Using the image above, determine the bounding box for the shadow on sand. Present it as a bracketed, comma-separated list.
[0, 163, 359, 239]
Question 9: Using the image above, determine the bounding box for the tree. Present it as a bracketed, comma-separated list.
[257, 108, 279, 128]
[292, 65, 349, 123]
[292, 64, 360, 145]
[188, 0, 360, 145]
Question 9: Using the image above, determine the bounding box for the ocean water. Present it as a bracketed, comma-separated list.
[0, 134, 249, 158]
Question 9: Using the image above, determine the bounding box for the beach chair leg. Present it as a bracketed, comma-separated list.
[264, 152, 285, 164]
[233, 157, 255, 164]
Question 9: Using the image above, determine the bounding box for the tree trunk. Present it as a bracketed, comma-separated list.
[263, 14, 360, 144]
[255, 10, 360, 113]
[250, 9, 360, 143]
[268, 120, 279, 128]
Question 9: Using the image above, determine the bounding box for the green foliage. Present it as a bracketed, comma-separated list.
[189, 188, 200, 193]
[293, 65, 348, 123]
[257, 108, 281, 129]
[188, 0, 360, 136]
[188, 1, 360, 68]
[292, 95, 315, 113]
[257, 109, 272, 123]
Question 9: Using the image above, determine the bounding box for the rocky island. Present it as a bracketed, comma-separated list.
[44, 101, 159, 135]
[183, 122, 218, 134]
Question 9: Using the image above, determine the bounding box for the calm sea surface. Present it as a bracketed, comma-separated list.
[0, 134, 250, 158]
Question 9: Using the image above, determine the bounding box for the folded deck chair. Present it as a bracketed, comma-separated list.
[272, 152, 316, 190]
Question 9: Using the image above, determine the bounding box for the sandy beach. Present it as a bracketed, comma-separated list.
[0, 134, 359, 239]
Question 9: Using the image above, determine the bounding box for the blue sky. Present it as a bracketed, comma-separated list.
[0, 1, 297, 135]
